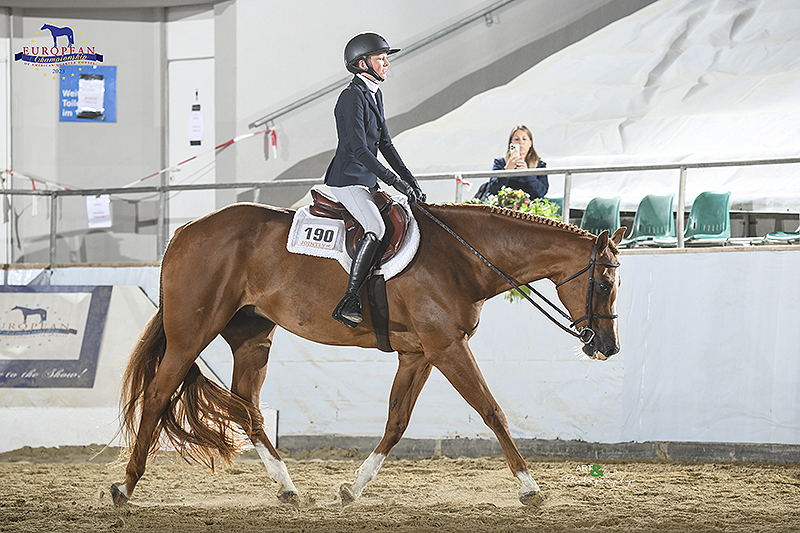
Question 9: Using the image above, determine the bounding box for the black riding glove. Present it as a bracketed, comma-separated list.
[409, 180, 426, 203]
[392, 178, 417, 203]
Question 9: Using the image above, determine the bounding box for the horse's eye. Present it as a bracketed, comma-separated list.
[598, 280, 612, 294]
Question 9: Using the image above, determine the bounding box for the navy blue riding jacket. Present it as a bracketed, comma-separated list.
[324, 76, 415, 188]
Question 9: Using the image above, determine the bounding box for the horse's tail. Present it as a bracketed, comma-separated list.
[119, 306, 263, 470]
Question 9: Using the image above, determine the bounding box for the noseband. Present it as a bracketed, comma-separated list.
[415, 204, 620, 347]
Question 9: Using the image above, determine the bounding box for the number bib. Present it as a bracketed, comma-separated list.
[287, 198, 419, 282]
[297, 221, 340, 250]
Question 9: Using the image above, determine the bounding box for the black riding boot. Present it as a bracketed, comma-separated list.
[332, 232, 381, 328]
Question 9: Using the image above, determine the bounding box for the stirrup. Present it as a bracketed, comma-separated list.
[332, 294, 362, 328]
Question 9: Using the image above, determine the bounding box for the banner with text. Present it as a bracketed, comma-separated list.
[59, 66, 116, 122]
[0, 286, 112, 388]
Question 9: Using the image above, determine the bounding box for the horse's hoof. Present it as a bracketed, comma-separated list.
[339, 483, 357, 505]
[520, 490, 547, 507]
[110, 484, 129, 507]
[277, 490, 299, 507]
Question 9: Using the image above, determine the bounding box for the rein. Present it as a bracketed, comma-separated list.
[413, 203, 619, 346]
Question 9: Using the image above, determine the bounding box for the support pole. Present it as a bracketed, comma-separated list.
[677, 166, 687, 248]
[49, 193, 58, 264]
[157, 187, 166, 258]
[562, 171, 572, 224]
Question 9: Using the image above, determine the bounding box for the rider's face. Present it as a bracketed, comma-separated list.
[361, 53, 389, 81]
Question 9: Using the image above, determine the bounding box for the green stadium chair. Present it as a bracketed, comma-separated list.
[620, 194, 675, 247]
[652, 191, 731, 246]
[580, 196, 621, 236]
[765, 227, 800, 244]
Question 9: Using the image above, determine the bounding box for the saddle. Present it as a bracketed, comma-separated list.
[309, 189, 409, 264]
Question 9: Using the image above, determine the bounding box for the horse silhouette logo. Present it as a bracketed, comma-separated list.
[11, 306, 47, 324]
[40, 24, 74, 48]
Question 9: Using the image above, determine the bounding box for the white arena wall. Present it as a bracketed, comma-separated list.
[1, 246, 798, 455]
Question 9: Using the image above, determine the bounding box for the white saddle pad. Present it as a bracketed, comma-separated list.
[286, 194, 420, 281]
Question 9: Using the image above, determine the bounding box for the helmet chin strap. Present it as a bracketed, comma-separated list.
[358, 58, 385, 82]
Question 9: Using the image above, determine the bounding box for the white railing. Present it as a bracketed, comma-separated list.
[418, 156, 800, 248]
[1, 156, 799, 264]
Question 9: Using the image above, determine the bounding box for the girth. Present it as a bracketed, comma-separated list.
[309, 188, 409, 263]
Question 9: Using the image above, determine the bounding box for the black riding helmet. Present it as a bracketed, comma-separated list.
[344, 32, 400, 81]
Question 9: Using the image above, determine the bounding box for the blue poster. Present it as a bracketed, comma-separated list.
[59, 65, 116, 123]
[0, 286, 112, 388]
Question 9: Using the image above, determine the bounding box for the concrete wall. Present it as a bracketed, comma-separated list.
[2, 246, 798, 457]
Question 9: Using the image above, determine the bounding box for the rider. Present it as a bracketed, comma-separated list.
[325, 32, 426, 328]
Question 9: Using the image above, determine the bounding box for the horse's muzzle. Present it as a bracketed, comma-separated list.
[583, 337, 619, 360]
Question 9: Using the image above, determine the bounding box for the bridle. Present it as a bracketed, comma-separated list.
[414, 203, 620, 348]
[554, 241, 620, 344]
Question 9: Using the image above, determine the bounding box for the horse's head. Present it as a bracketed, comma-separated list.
[555, 227, 625, 360]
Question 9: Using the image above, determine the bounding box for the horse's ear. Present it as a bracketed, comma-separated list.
[597, 228, 626, 252]
[611, 227, 626, 246]
[597, 230, 610, 252]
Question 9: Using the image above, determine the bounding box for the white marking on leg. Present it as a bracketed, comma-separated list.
[117, 483, 129, 498]
[349, 452, 386, 498]
[517, 470, 541, 497]
[255, 442, 298, 494]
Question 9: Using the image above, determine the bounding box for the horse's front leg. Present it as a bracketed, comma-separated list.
[340, 351, 431, 504]
[431, 340, 545, 506]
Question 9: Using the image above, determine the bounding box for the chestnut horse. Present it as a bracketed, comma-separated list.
[111, 201, 624, 508]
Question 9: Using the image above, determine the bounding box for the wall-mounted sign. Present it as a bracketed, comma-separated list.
[0, 286, 112, 388]
[189, 103, 203, 146]
[59, 65, 116, 122]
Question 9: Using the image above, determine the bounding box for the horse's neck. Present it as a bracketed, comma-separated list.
[436, 206, 591, 294]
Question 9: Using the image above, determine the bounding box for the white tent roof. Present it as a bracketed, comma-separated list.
[394, 0, 800, 211]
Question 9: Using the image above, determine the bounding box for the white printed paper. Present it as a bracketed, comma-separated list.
[86, 194, 111, 228]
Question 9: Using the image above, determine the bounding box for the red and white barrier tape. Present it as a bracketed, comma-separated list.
[122, 129, 272, 188]
[0, 169, 70, 191]
[455, 172, 472, 191]
[1, 129, 273, 192]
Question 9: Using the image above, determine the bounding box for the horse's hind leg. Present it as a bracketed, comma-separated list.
[112, 341, 202, 505]
[340, 351, 432, 504]
[221, 308, 299, 506]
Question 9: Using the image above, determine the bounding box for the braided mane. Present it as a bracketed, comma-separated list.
[426, 203, 620, 254]
[431, 202, 593, 237]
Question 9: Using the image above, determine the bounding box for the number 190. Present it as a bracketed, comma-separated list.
[304, 226, 335, 243]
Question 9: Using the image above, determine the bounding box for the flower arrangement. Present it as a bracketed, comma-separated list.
[466, 186, 562, 302]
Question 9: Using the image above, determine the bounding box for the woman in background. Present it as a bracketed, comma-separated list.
[476, 125, 548, 200]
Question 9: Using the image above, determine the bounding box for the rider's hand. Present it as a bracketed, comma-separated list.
[392, 179, 417, 202]
[411, 183, 426, 203]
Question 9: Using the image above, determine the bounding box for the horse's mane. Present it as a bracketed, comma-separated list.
[430, 203, 590, 236]
[426, 203, 620, 254]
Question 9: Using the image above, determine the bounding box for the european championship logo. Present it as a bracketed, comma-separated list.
[14, 22, 103, 79]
